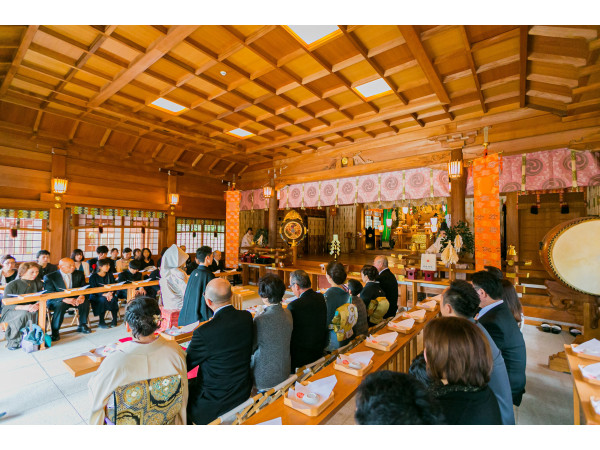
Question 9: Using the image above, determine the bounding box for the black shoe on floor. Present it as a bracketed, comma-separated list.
[98, 322, 110, 329]
[77, 324, 91, 334]
[551, 324, 562, 334]
[51, 334, 60, 342]
[111, 320, 118, 327]
[570, 328, 582, 337]
[540, 323, 551, 332]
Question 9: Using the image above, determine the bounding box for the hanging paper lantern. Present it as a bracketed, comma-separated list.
[98, 226, 104, 234]
[10, 228, 17, 238]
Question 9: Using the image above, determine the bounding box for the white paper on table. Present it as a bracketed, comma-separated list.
[282, 296, 297, 305]
[19, 290, 47, 298]
[81, 343, 118, 358]
[430, 294, 443, 302]
[336, 350, 374, 368]
[366, 331, 398, 346]
[288, 374, 337, 408]
[419, 300, 437, 309]
[573, 338, 600, 356]
[214, 270, 221, 274]
[408, 309, 426, 319]
[389, 318, 415, 330]
[580, 362, 600, 380]
[179, 321, 200, 334]
[257, 417, 282, 425]
[592, 397, 600, 415]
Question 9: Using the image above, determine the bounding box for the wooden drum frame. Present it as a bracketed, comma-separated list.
[540, 216, 600, 297]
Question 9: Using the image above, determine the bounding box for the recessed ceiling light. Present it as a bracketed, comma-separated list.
[353, 78, 393, 100]
[220, 71, 227, 76]
[286, 25, 339, 46]
[149, 97, 188, 114]
[226, 128, 254, 139]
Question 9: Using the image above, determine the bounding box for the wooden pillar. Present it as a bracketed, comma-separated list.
[268, 180, 278, 248]
[166, 174, 177, 246]
[505, 192, 519, 255]
[49, 150, 67, 263]
[355, 203, 365, 253]
[449, 148, 466, 226]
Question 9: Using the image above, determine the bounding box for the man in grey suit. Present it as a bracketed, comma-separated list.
[252, 274, 293, 391]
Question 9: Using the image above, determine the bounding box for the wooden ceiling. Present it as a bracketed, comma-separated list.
[0, 25, 599, 188]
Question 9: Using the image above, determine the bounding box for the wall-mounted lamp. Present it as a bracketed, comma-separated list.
[263, 185, 273, 199]
[169, 193, 180, 206]
[51, 178, 68, 208]
[448, 159, 463, 179]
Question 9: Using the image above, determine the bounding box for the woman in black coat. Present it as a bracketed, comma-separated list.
[359, 264, 386, 326]
[424, 317, 502, 425]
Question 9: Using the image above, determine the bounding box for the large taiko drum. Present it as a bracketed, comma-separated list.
[540, 216, 600, 297]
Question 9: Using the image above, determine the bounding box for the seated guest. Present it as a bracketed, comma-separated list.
[88, 296, 188, 425]
[184, 248, 198, 275]
[159, 244, 189, 311]
[88, 246, 116, 274]
[359, 264, 385, 309]
[110, 248, 119, 263]
[472, 271, 527, 406]
[156, 247, 169, 269]
[1, 262, 43, 350]
[117, 259, 144, 300]
[424, 316, 502, 425]
[116, 248, 133, 273]
[132, 248, 142, 261]
[252, 274, 293, 391]
[440, 280, 515, 425]
[324, 261, 357, 352]
[89, 258, 118, 328]
[140, 248, 155, 270]
[209, 250, 226, 273]
[178, 246, 214, 326]
[1, 255, 18, 285]
[485, 265, 523, 325]
[355, 371, 444, 425]
[347, 279, 368, 337]
[186, 278, 253, 424]
[287, 270, 328, 372]
[44, 258, 91, 341]
[35, 250, 58, 282]
[71, 249, 90, 278]
[373, 255, 399, 318]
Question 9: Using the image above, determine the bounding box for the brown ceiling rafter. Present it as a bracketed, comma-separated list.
[208, 158, 221, 171]
[397, 26, 452, 122]
[0, 25, 39, 97]
[221, 26, 344, 126]
[459, 26, 487, 114]
[573, 30, 600, 105]
[87, 25, 200, 108]
[30, 109, 43, 138]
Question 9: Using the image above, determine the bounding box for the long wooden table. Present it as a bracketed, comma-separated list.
[563, 344, 600, 425]
[2, 279, 159, 349]
[244, 304, 440, 425]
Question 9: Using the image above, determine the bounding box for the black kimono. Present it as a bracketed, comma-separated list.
[178, 265, 215, 326]
[89, 271, 118, 318]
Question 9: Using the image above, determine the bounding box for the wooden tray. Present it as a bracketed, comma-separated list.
[63, 354, 103, 377]
[402, 312, 426, 323]
[284, 389, 335, 416]
[572, 344, 600, 362]
[334, 359, 373, 377]
[579, 365, 600, 386]
[365, 338, 398, 352]
[387, 323, 414, 334]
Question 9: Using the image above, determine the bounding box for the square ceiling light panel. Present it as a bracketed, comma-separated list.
[149, 98, 188, 114]
[353, 78, 393, 100]
[286, 25, 340, 47]
[226, 128, 255, 139]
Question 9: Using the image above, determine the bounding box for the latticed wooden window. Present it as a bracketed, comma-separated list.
[0, 217, 44, 261]
[176, 218, 225, 252]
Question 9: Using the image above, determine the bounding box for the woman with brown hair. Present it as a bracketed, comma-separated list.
[1, 262, 43, 350]
[424, 316, 502, 425]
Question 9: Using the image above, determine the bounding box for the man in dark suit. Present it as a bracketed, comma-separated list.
[472, 271, 527, 406]
[179, 246, 215, 326]
[116, 259, 144, 301]
[287, 270, 328, 372]
[43, 258, 91, 341]
[208, 250, 226, 273]
[373, 255, 399, 318]
[186, 278, 253, 425]
[87, 245, 116, 275]
[35, 250, 58, 283]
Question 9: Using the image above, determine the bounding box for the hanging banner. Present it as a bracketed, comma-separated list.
[0, 209, 49, 219]
[473, 153, 501, 271]
[72, 207, 164, 218]
[225, 190, 241, 268]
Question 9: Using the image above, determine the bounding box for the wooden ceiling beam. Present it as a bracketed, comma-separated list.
[98, 129, 112, 148]
[208, 158, 221, 171]
[459, 26, 486, 114]
[520, 26, 529, 108]
[191, 153, 204, 168]
[529, 26, 598, 41]
[0, 25, 39, 97]
[397, 25, 451, 105]
[528, 52, 587, 68]
[470, 28, 520, 53]
[87, 26, 199, 108]
[338, 26, 408, 106]
[224, 161, 236, 173]
[31, 109, 43, 138]
[68, 120, 80, 142]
